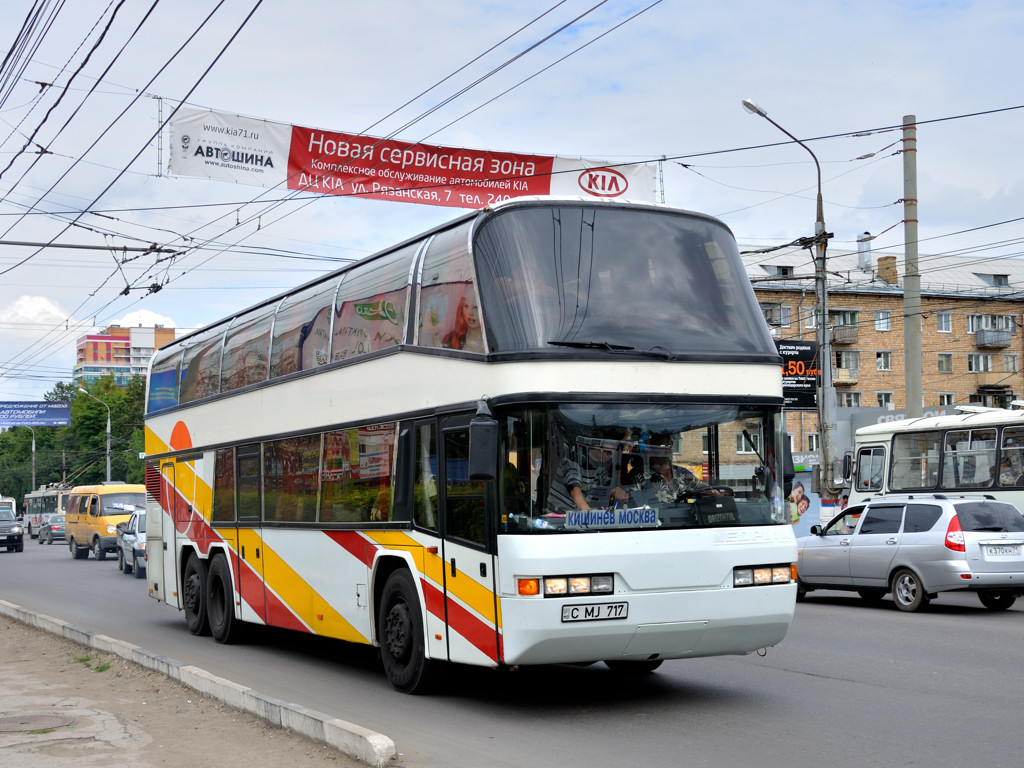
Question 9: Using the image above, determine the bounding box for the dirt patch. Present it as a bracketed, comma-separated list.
[0, 616, 370, 767]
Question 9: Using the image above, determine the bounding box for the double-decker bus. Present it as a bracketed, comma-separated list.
[144, 196, 797, 693]
[24, 486, 73, 538]
[850, 406, 1024, 508]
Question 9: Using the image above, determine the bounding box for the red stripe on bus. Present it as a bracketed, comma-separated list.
[419, 578, 497, 664]
[323, 530, 375, 567]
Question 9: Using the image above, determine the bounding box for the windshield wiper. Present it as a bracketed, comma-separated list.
[548, 340, 636, 351]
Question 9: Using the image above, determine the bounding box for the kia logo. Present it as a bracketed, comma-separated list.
[578, 167, 627, 198]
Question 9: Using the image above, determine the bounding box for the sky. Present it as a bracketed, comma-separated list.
[0, 0, 1022, 400]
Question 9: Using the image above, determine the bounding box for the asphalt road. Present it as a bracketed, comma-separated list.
[2, 536, 1023, 768]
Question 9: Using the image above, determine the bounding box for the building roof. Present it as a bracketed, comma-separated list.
[740, 242, 1024, 300]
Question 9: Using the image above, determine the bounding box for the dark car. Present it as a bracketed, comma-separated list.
[37, 514, 65, 545]
[116, 511, 146, 579]
[0, 506, 24, 552]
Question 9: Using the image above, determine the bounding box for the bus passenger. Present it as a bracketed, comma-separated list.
[556, 442, 631, 511]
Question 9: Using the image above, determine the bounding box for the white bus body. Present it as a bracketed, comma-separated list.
[145, 197, 797, 692]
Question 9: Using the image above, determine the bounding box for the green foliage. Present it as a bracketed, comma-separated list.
[0, 375, 145, 506]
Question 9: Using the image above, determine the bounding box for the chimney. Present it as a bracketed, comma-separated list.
[857, 232, 872, 271]
[877, 255, 898, 285]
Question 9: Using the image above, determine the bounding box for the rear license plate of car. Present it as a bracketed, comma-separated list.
[561, 602, 628, 622]
[984, 544, 1022, 557]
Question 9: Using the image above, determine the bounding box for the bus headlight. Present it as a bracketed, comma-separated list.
[733, 564, 793, 587]
[517, 574, 615, 597]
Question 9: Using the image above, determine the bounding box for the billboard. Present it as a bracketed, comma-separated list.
[167, 107, 657, 209]
[777, 339, 819, 410]
[0, 401, 71, 426]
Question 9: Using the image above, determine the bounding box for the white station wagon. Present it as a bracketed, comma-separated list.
[797, 494, 1024, 612]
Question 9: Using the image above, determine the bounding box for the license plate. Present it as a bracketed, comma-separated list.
[985, 544, 1022, 557]
[561, 602, 628, 622]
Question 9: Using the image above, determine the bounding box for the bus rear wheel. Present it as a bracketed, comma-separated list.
[183, 556, 210, 636]
[207, 554, 240, 643]
[378, 569, 434, 694]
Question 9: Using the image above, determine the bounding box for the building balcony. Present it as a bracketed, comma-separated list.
[831, 325, 858, 345]
[975, 329, 1012, 348]
[834, 367, 859, 385]
[975, 371, 1010, 390]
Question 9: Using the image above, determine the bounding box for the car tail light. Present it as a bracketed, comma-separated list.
[945, 515, 965, 552]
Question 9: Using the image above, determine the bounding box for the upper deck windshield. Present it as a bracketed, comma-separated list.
[474, 203, 776, 357]
[498, 402, 787, 533]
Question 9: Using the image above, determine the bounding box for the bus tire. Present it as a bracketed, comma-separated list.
[207, 554, 240, 643]
[69, 538, 88, 560]
[378, 569, 435, 694]
[183, 556, 211, 636]
[92, 537, 106, 561]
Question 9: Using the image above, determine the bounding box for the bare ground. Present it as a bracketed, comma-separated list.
[0, 616, 368, 768]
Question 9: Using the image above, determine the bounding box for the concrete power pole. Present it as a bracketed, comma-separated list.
[903, 115, 922, 417]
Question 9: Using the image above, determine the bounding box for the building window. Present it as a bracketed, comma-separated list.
[938, 353, 953, 373]
[968, 354, 993, 373]
[835, 350, 860, 370]
[805, 310, 817, 330]
[840, 392, 862, 407]
[875, 310, 891, 331]
[807, 433, 819, 452]
[759, 302, 791, 327]
[877, 392, 893, 409]
[936, 312, 952, 333]
[832, 310, 859, 327]
[1005, 354, 1019, 374]
[736, 432, 760, 454]
[938, 393, 955, 406]
[967, 314, 1015, 334]
[876, 351, 892, 371]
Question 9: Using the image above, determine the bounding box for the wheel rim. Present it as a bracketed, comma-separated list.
[384, 600, 413, 664]
[894, 573, 917, 605]
[184, 572, 201, 615]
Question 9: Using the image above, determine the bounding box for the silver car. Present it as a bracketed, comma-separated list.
[797, 494, 1024, 611]
[115, 511, 146, 579]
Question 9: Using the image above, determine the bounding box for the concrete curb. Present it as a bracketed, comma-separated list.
[0, 599, 398, 767]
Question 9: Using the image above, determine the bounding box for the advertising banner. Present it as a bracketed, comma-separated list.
[776, 339, 819, 410]
[168, 107, 656, 209]
[0, 401, 71, 426]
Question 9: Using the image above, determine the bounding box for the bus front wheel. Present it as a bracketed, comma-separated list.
[207, 554, 241, 643]
[183, 556, 211, 636]
[378, 569, 435, 694]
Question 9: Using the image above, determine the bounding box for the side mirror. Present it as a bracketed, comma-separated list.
[842, 452, 853, 482]
[782, 439, 796, 497]
[809, 524, 822, 535]
[469, 399, 497, 481]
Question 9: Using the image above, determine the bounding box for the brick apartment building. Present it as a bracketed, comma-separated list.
[73, 324, 177, 388]
[744, 244, 1024, 456]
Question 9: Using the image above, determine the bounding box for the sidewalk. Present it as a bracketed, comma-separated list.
[0, 602, 396, 768]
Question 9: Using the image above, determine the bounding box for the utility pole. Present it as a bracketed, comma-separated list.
[902, 115, 922, 417]
[742, 99, 840, 497]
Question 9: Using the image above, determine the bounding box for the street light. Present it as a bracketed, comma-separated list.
[742, 98, 840, 498]
[78, 387, 111, 482]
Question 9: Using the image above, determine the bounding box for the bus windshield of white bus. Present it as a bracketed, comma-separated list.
[488, 402, 787, 533]
[474, 205, 774, 357]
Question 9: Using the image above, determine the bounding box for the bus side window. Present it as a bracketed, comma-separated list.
[413, 422, 438, 532]
[856, 446, 885, 491]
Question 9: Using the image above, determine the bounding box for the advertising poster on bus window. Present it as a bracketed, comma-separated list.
[167, 107, 657, 209]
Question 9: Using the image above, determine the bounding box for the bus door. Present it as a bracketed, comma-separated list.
[438, 417, 500, 666]
[149, 461, 183, 608]
[234, 443, 266, 624]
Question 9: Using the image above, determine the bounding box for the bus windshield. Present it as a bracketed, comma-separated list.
[474, 204, 775, 357]
[498, 402, 787, 533]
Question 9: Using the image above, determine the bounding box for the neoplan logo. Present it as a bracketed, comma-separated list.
[577, 167, 627, 197]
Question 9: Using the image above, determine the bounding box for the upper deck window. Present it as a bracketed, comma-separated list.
[417, 222, 484, 353]
[269, 278, 340, 377]
[473, 205, 775, 357]
[332, 244, 415, 361]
